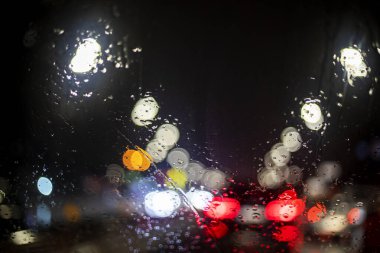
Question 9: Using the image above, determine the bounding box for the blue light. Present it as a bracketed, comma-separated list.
[37, 203, 51, 226]
[37, 177, 53, 196]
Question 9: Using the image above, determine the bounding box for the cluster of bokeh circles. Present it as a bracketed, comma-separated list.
[110, 45, 373, 250]
[0, 30, 375, 252]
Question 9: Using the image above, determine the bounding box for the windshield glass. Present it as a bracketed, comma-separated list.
[1, 1, 380, 252]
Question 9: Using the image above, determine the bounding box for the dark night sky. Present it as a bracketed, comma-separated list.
[1, 0, 380, 191]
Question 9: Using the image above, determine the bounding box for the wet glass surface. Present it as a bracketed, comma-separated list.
[1, 0, 380, 252]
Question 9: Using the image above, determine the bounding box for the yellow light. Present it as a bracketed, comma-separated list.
[10, 230, 37, 245]
[166, 168, 188, 189]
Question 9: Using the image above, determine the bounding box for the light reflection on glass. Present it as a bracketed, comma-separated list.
[70, 38, 101, 73]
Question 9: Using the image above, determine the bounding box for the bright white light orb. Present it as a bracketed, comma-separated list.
[146, 139, 169, 163]
[340, 47, 368, 86]
[37, 177, 53, 196]
[201, 169, 228, 190]
[185, 189, 213, 210]
[131, 97, 159, 126]
[166, 148, 190, 169]
[341, 48, 364, 67]
[315, 214, 348, 235]
[270, 143, 291, 167]
[257, 168, 284, 189]
[185, 161, 207, 182]
[144, 190, 181, 218]
[281, 127, 302, 152]
[70, 38, 101, 73]
[301, 102, 322, 124]
[263, 151, 277, 169]
[305, 114, 324, 131]
[154, 123, 180, 148]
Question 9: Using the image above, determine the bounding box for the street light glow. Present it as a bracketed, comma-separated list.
[70, 38, 101, 73]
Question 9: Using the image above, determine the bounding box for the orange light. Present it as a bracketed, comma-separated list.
[63, 203, 81, 222]
[307, 203, 326, 223]
[122, 147, 152, 171]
